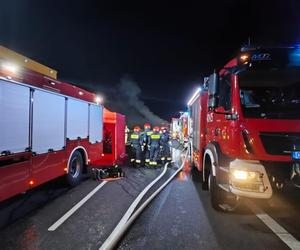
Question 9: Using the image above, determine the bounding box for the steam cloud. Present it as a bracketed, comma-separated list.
[102, 76, 168, 128]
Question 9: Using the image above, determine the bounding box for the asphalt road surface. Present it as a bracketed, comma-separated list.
[1, 149, 300, 250]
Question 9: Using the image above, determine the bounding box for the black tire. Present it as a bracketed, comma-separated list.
[209, 172, 239, 212]
[66, 151, 83, 187]
[202, 168, 209, 190]
[209, 173, 224, 210]
[202, 178, 209, 190]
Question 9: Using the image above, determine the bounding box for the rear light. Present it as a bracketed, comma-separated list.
[242, 130, 254, 154]
[29, 180, 34, 186]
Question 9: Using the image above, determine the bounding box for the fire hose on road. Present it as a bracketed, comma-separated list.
[100, 147, 189, 250]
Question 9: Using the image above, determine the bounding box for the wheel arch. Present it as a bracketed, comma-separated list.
[67, 146, 89, 173]
[203, 143, 220, 182]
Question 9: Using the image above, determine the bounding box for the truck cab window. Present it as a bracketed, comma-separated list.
[218, 74, 232, 111]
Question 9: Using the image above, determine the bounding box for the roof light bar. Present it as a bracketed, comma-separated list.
[187, 87, 201, 106]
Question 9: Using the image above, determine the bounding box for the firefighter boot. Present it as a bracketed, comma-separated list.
[161, 157, 166, 166]
[135, 159, 142, 168]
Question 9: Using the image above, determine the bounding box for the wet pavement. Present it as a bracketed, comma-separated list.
[1, 149, 300, 250]
[118, 164, 290, 250]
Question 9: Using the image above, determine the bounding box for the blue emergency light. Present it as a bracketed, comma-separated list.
[292, 151, 300, 160]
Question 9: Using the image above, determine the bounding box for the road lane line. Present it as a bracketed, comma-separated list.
[100, 148, 189, 250]
[48, 181, 107, 231]
[99, 162, 169, 250]
[248, 201, 300, 250]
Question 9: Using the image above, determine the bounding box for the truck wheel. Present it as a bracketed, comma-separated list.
[202, 170, 209, 190]
[209, 172, 239, 212]
[202, 179, 209, 190]
[66, 151, 83, 186]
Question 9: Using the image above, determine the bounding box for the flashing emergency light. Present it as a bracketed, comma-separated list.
[95, 95, 104, 104]
[292, 151, 300, 160]
[294, 44, 300, 49]
[1, 62, 19, 74]
[240, 54, 249, 62]
[187, 87, 201, 106]
[288, 49, 300, 67]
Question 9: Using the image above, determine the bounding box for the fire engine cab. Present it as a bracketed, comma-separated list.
[188, 46, 300, 211]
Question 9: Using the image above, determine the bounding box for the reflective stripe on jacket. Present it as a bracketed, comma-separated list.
[150, 134, 160, 140]
[131, 134, 139, 139]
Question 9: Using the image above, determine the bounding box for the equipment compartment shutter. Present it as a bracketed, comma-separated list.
[0, 80, 30, 153]
[67, 99, 89, 140]
[32, 90, 65, 154]
[89, 104, 103, 144]
[192, 97, 200, 150]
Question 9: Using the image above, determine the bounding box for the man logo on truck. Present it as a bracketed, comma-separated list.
[251, 53, 271, 61]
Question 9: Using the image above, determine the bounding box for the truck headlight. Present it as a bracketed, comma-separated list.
[232, 170, 257, 181]
[230, 168, 263, 192]
[229, 159, 273, 198]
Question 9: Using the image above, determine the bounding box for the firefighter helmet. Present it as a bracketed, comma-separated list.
[153, 126, 160, 132]
[133, 126, 141, 132]
[161, 126, 167, 132]
[144, 123, 151, 129]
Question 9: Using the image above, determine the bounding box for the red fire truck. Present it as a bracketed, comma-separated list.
[188, 46, 300, 211]
[0, 46, 106, 202]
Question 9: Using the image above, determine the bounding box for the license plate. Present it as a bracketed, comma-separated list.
[292, 151, 300, 160]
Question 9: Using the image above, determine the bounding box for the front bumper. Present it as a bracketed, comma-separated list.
[229, 159, 273, 199]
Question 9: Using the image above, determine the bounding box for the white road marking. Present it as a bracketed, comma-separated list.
[48, 181, 107, 231]
[248, 201, 300, 250]
[100, 148, 189, 250]
[100, 161, 170, 250]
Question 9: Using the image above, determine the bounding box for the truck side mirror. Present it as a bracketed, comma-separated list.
[208, 72, 219, 109]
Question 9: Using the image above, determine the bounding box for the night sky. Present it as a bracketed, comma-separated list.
[1, 0, 300, 124]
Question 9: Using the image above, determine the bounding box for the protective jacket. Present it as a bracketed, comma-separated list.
[160, 131, 171, 161]
[149, 131, 161, 165]
[142, 128, 153, 163]
[129, 131, 143, 163]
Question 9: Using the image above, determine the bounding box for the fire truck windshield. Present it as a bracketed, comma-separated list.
[238, 67, 300, 119]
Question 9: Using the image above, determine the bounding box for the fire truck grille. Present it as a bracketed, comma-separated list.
[260, 132, 300, 155]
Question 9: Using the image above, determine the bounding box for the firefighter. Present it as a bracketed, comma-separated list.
[160, 126, 172, 164]
[142, 123, 152, 165]
[149, 126, 161, 166]
[129, 126, 143, 167]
